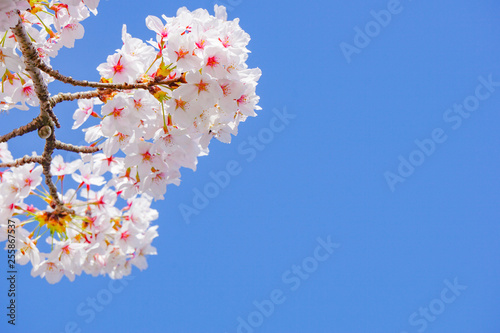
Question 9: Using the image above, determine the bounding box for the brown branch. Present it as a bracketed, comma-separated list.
[0, 115, 43, 143]
[55, 140, 100, 154]
[47, 108, 60, 128]
[49, 90, 103, 106]
[41, 134, 72, 213]
[0, 155, 43, 168]
[12, 20, 60, 128]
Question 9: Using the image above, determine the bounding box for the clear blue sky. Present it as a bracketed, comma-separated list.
[1, 0, 500, 332]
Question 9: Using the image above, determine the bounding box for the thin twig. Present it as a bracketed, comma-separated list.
[41, 134, 71, 212]
[0, 155, 43, 168]
[55, 140, 100, 154]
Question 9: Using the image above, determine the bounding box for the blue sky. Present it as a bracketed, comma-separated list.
[1, 0, 500, 332]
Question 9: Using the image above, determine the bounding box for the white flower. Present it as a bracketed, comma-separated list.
[73, 98, 100, 129]
[51, 155, 83, 176]
[72, 163, 106, 187]
[31, 260, 66, 284]
[100, 94, 136, 136]
[97, 53, 141, 83]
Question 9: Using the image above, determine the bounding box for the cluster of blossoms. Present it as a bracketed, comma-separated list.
[0, 1, 260, 283]
[84, 5, 261, 200]
[0, 142, 159, 283]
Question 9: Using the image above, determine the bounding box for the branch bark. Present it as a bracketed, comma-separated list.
[0, 155, 43, 168]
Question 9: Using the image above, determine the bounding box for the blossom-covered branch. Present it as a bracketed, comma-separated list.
[11, 18, 66, 212]
[49, 75, 186, 106]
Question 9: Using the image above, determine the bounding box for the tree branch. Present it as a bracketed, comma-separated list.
[0, 115, 43, 143]
[12, 17, 70, 213]
[35, 57, 186, 90]
[55, 140, 100, 154]
[0, 155, 43, 168]
[11, 19, 60, 128]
